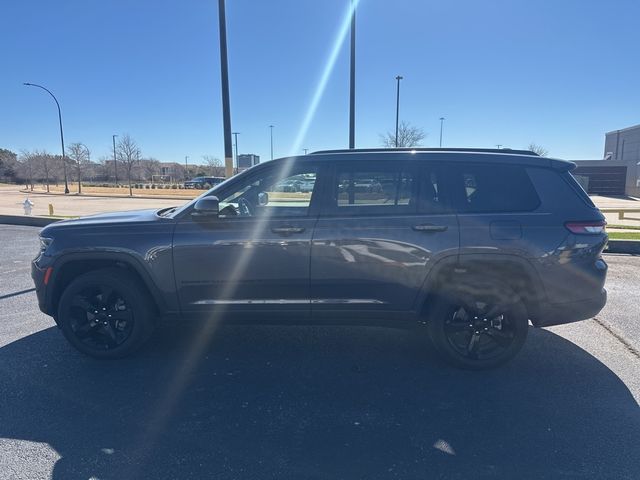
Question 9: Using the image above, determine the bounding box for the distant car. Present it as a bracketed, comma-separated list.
[184, 176, 225, 189]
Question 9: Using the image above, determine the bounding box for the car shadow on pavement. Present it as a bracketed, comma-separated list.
[0, 324, 638, 480]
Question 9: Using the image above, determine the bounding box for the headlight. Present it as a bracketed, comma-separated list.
[39, 237, 53, 253]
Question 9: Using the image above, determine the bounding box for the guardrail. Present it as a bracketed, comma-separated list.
[600, 208, 640, 220]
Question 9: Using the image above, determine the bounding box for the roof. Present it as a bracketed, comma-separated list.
[605, 124, 640, 136]
[292, 148, 574, 171]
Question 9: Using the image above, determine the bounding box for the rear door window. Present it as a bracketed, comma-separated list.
[330, 162, 416, 215]
[451, 164, 540, 213]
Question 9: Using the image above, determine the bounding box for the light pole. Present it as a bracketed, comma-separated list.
[303, 149, 308, 155]
[439, 117, 445, 148]
[348, 0, 356, 149]
[185, 156, 189, 180]
[496, 144, 502, 149]
[269, 125, 274, 160]
[218, 0, 234, 178]
[112, 135, 118, 185]
[232, 132, 240, 170]
[23, 82, 69, 193]
[394, 75, 403, 148]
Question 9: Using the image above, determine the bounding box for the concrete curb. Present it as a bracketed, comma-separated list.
[18, 189, 195, 201]
[0, 215, 62, 227]
[605, 240, 640, 255]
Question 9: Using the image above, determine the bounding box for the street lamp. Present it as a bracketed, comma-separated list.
[496, 144, 502, 149]
[112, 135, 118, 185]
[23, 82, 69, 193]
[394, 75, 403, 148]
[349, 0, 356, 149]
[269, 125, 274, 160]
[439, 117, 445, 148]
[232, 132, 240, 170]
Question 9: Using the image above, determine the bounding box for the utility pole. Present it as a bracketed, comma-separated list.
[185, 156, 189, 180]
[395, 75, 403, 148]
[269, 125, 274, 160]
[112, 134, 118, 185]
[439, 117, 445, 148]
[303, 148, 308, 155]
[496, 144, 502, 149]
[23, 82, 69, 193]
[348, 0, 356, 149]
[232, 132, 240, 170]
[218, 0, 233, 178]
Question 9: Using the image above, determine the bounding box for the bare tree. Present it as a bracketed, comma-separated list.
[528, 143, 549, 157]
[30, 150, 54, 192]
[139, 157, 161, 181]
[66, 143, 91, 193]
[116, 134, 141, 196]
[380, 121, 426, 148]
[202, 155, 223, 176]
[18, 150, 36, 190]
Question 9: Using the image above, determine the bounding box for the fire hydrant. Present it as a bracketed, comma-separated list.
[23, 197, 34, 216]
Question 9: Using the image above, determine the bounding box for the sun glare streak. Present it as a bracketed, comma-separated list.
[289, 0, 360, 156]
[127, 2, 360, 466]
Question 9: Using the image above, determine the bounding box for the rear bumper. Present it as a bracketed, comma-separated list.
[534, 288, 607, 327]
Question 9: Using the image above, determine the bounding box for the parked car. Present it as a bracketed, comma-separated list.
[184, 176, 225, 189]
[32, 148, 608, 368]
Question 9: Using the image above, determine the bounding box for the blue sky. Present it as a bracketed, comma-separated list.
[2, 0, 640, 164]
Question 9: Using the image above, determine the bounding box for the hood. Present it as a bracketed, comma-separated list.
[41, 208, 166, 234]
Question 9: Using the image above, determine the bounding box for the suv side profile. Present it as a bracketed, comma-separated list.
[31, 149, 608, 369]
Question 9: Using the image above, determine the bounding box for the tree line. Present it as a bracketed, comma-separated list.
[1, 134, 225, 196]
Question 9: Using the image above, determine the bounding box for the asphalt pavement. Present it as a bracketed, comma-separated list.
[0, 225, 639, 480]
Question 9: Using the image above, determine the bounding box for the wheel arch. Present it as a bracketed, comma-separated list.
[47, 252, 167, 322]
[417, 254, 547, 323]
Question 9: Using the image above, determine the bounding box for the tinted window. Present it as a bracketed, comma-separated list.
[417, 165, 448, 213]
[333, 164, 415, 214]
[453, 164, 540, 213]
[218, 165, 318, 217]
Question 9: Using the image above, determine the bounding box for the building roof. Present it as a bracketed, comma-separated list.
[605, 123, 640, 135]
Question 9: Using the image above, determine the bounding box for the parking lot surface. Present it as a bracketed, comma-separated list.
[0, 225, 639, 479]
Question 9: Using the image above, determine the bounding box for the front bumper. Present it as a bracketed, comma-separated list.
[534, 288, 607, 327]
[31, 259, 50, 316]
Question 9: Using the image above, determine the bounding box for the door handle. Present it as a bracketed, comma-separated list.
[412, 224, 448, 232]
[271, 226, 306, 235]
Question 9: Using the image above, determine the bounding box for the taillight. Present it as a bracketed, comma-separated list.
[565, 221, 606, 234]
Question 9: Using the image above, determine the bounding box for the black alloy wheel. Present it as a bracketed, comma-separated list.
[67, 285, 134, 351]
[58, 268, 155, 358]
[427, 286, 528, 369]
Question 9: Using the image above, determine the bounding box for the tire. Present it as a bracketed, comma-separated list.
[426, 283, 528, 369]
[57, 268, 156, 359]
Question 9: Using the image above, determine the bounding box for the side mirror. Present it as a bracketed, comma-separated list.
[258, 191, 269, 206]
[193, 196, 219, 217]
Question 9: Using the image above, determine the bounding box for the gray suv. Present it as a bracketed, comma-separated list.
[31, 148, 608, 368]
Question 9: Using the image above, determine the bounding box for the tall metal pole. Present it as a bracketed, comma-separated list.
[394, 75, 403, 148]
[232, 132, 240, 170]
[112, 135, 118, 185]
[185, 156, 189, 180]
[23, 83, 69, 193]
[348, 0, 356, 149]
[269, 125, 274, 160]
[439, 117, 445, 148]
[218, 0, 234, 178]
[303, 149, 308, 155]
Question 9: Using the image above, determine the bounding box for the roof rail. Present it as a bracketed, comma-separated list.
[310, 147, 539, 156]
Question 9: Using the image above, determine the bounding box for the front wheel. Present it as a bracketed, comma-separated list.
[57, 268, 155, 359]
[427, 286, 528, 369]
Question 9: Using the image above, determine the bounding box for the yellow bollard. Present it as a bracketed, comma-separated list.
[48, 204, 54, 216]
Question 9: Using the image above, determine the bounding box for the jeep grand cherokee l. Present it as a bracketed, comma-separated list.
[31, 148, 608, 369]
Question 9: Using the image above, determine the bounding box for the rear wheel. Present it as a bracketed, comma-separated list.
[57, 268, 155, 358]
[427, 285, 528, 369]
